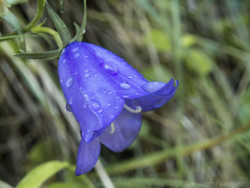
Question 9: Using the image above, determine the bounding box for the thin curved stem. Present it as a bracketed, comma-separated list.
[31, 26, 63, 48]
[23, 0, 46, 32]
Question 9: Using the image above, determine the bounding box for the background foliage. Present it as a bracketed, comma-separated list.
[0, 0, 250, 187]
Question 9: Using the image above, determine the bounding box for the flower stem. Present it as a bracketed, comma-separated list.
[23, 0, 46, 32]
[31, 26, 63, 48]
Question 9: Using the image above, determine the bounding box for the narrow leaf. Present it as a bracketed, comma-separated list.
[15, 49, 61, 60]
[46, 1, 71, 46]
[72, 0, 87, 42]
[2, 9, 22, 32]
[16, 161, 69, 188]
[0, 34, 38, 41]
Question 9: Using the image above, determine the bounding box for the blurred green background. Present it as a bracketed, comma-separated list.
[0, 0, 250, 187]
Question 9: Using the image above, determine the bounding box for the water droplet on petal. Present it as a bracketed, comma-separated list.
[142, 82, 165, 92]
[83, 102, 88, 108]
[84, 69, 89, 73]
[128, 75, 133, 79]
[63, 59, 67, 64]
[60, 78, 63, 84]
[100, 62, 119, 75]
[84, 74, 90, 78]
[72, 48, 79, 53]
[65, 77, 74, 88]
[108, 91, 113, 95]
[94, 74, 98, 78]
[97, 109, 103, 114]
[83, 94, 89, 99]
[120, 82, 131, 90]
[74, 53, 80, 59]
[115, 106, 119, 110]
[68, 97, 73, 105]
[84, 129, 94, 143]
[91, 100, 101, 111]
[107, 103, 111, 107]
[95, 52, 102, 59]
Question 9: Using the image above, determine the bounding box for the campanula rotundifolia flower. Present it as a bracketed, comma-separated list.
[58, 42, 178, 175]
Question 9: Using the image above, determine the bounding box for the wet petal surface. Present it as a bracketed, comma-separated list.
[126, 79, 179, 112]
[58, 42, 125, 141]
[99, 108, 142, 152]
[75, 138, 100, 175]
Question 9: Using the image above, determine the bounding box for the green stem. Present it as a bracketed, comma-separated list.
[31, 26, 63, 48]
[23, 0, 46, 32]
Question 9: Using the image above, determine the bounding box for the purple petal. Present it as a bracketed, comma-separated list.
[75, 138, 100, 176]
[81, 42, 149, 99]
[99, 108, 142, 152]
[126, 79, 179, 112]
[58, 42, 125, 141]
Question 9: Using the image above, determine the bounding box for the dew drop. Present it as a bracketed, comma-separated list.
[120, 82, 131, 90]
[84, 129, 94, 143]
[97, 109, 103, 114]
[65, 77, 74, 88]
[94, 74, 98, 78]
[84, 69, 89, 73]
[60, 78, 63, 84]
[100, 62, 119, 75]
[63, 59, 67, 64]
[84, 74, 90, 78]
[128, 75, 133, 79]
[91, 100, 101, 111]
[68, 97, 73, 105]
[74, 53, 80, 59]
[142, 82, 165, 92]
[108, 91, 113, 95]
[115, 106, 119, 110]
[107, 103, 111, 107]
[72, 48, 79, 53]
[83, 102, 88, 108]
[83, 94, 89, 101]
[95, 52, 102, 59]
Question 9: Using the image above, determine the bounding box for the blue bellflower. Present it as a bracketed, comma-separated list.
[58, 42, 178, 175]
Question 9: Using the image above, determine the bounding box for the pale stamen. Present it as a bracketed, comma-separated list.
[109, 123, 115, 134]
[124, 104, 142, 113]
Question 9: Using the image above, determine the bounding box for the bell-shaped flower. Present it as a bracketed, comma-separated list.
[58, 42, 178, 175]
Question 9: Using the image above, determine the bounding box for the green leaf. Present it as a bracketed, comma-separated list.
[16, 161, 69, 188]
[15, 49, 61, 59]
[185, 49, 213, 76]
[1, 9, 22, 32]
[0, 34, 38, 41]
[1, 9, 27, 51]
[46, 1, 71, 46]
[72, 0, 87, 42]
